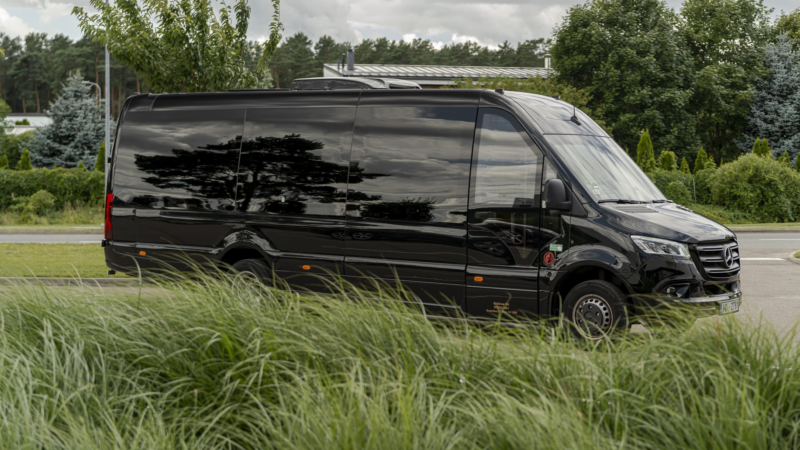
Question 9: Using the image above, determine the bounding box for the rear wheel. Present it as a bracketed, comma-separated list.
[563, 280, 630, 340]
[229, 259, 273, 299]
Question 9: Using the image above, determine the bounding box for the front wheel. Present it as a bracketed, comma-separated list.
[229, 259, 274, 300]
[563, 280, 630, 340]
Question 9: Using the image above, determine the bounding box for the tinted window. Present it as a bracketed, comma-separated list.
[469, 109, 543, 266]
[237, 107, 356, 216]
[349, 106, 477, 223]
[114, 109, 245, 209]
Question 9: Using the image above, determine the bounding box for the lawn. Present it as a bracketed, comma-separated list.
[0, 243, 117, 278]
[0, 203, 103, 226]
[0, 276, 796, 449]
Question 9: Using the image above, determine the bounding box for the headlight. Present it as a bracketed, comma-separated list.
[631, 235, 689, 258]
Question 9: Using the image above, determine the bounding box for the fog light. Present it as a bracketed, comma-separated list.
[666, 287, 676, 295]
[664, 284, 690, 298]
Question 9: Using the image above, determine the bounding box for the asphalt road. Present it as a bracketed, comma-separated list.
[734, 232, 800, 335]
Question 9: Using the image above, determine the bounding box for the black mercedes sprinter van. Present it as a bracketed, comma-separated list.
[103, 79, 742, 337]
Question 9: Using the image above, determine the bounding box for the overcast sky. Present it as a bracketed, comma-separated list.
[1, 0, 797, 49]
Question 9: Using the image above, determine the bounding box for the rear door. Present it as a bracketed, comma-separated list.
[465, 108, 545, 317]
[115, 108, 245, 270]
[343, 91, 478, 309]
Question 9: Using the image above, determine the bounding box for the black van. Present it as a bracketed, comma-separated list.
[103, 79, 742, 337]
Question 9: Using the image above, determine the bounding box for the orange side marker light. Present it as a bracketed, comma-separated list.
[474, 276, 484, 282]
[139, 251, 146, 256]
[302, 265, 311, 270]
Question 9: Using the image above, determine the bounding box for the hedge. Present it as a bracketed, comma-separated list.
[0, 168, 104, 209]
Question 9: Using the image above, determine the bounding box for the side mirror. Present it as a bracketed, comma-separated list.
[543, 179, 572, 211]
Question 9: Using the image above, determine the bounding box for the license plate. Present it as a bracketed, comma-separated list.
[719, 300, 739, 315]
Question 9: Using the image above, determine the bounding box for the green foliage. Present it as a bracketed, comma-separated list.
[778, 8, 800, 47]
[636, 130, 657, 173]
[741, 35, 800, 160]
[73, 0, 282, 92]
[94, 142, 105, 172]
[659, 151, 678, 171]
[16, 147, 31, 170]
[0, 203, 103, 226]
[680, 157, 691, 174]
[778, 151, 792, 168]
[709, 154, 800, 222]
[13, 118, 30, 125]
[649, 169, 695, 202]
[694, 147, 709, 173]
[694, 168, 717, 204]
[0, 130, 34, 169]
[680, 0, 773, 163]
[76, 161, 86, 171]
[552, 0, 697, 159]
[29, 73, 104, 168]
[10, 189, 56, 216]
[0, 154, 7, 170]
[0, 167, 104, 209]
[0, 276, 798, 448]
[752, 138, 773, 158]
[664, 181, 692, 204]
[272, 32, 318, 89]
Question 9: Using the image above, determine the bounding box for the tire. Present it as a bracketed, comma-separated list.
[563, 280, 630, 340]
[229, 259, 273, 291]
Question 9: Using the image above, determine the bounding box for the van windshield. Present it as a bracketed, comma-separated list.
[546, 135, 666, 203]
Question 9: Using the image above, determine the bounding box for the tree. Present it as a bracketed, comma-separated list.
[0, 154, 8, 170]
[552, 0, 697, 159]
[680, 0, 774, 162]
[314, 35, 350, 66]
[778, 151, 792, 168]
[680, 157, 691, 174]
[73, 0, 283, 93]
[751, 137, 763, 155]
[17, 148, 32, 170]
[777, 8, 800, 47]
[95, 142, 105, 172]
[694, 147, 710, 173]
[636, 130, 657, 172]
[659, 151, 678, 171]
[740, 35, 800, 160]
[272, 32, 318, 89]
[29, 73, 104, 168]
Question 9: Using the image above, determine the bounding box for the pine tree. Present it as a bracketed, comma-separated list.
[694, 147, 709, 174]
[761, 138, 773, 158]
[706, 153, 716, 169]
[680, 157, 691, 174]
[28, 72, 105, 168]
[77, 161, 86, 170]
[659, 151, 677, 171]
[17, 148, 32, 170]
[95, 142, 105, 172]
[778, 151, 792, 168]
[752, 137, 762, 155]
[636, 130, 657, 172]
[796, 155, 800, 172]
[740, 35, 800, 160]
[0, 154, 8, 170]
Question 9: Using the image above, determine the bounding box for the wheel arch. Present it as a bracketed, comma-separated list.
[549, 263, 635, 317]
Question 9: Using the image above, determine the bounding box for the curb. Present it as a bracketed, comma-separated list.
[788, 253, 800, 266]
[0, 277, 149, 287]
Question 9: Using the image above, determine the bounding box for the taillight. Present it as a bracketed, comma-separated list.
[105, 193, 113, 240]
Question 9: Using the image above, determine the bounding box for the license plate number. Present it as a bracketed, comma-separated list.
[719, 300, 739, 315]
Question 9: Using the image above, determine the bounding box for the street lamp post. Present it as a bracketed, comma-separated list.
[104, 32, 110, 189]
[81, 81, 101, 104]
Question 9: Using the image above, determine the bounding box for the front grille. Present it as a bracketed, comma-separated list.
[694, 240, 740, 279]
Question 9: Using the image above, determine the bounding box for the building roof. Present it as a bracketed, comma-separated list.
[323, 63, 553, 86]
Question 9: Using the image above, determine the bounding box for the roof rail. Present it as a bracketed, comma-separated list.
[290, 77, 421, 91]
[226, 88, 291, 92]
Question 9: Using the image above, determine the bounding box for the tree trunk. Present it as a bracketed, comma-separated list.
[136, 73, 141, 93]
[22, 98, 26, 114]
[118, 72, 123, 116]
[94, 54, 99, 85]
[34, 83, 41, 113]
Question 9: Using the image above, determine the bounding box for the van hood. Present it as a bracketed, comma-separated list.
[599, 202, 736, 243]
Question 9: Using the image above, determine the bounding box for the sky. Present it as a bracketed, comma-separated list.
[0, 0, 797, 49]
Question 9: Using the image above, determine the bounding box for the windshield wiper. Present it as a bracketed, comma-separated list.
[650, 199, 673, 203]
[597, 199, 647, 204]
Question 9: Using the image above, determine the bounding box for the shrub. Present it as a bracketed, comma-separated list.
[95, 142, 105, 172]
[709, 154, 800, 222]
[664, 181, 692, 205]
[0, 154, 8, 170]
[649, 169, 695, 202]
[16, 147, 32, 170]
[679, 157, 691, 174]
[694, 147, 710, 173]
[0, 168, 104, 209]
[693, 168, 717, 204]
[778, 151, 792, 168]
[11, 190, 57, 216]
[0, 130, 34, 169]
[659, 151, 677, 171]
[636, 129, 656, 172]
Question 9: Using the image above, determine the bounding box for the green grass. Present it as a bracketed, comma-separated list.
[794, 251, 800, 259]
[0, 274, 797, 448]
[0, 244, 116, 278]
[0, 202, 103, 226]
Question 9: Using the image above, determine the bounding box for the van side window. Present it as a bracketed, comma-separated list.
[468, 109, 543, 267]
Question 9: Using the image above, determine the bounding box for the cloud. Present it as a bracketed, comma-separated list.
[0, 6, 36, 37]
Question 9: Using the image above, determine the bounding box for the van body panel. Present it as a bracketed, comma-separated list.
[344, 92, 478, 306]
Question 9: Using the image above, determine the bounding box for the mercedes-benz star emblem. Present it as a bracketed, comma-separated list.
[723, 246, 733, 268]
